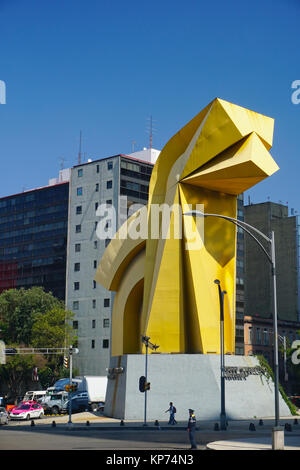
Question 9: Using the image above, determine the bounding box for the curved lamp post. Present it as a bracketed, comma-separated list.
[184, 210, 280, 429]
[214, 279, 227, 430]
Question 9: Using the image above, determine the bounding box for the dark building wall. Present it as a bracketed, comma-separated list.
[0, 182, 69, 300]
[244, 202, 299, 323]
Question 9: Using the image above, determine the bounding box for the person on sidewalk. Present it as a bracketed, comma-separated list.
[187, 409, 197, 449]
[165, 402, 177, 425]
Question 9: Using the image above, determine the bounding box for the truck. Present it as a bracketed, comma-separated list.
[40, 376, 107, 414]
[23, 390, 47, 403]
[41, 390, 89, 415]
[75, 376, 108, 411]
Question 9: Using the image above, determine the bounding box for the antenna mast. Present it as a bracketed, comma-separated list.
[149, 115, 153, 149]
[78, 130, 82, 165]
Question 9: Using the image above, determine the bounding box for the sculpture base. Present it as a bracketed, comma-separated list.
[104, 354, 291, 421]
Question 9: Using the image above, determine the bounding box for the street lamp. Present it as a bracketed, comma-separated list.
[214, 279, 227, 430]
[184, 209, 280, 429]
[141, 336, 159, 426]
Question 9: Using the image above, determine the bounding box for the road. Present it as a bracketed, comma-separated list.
[1, 412, 299, 452]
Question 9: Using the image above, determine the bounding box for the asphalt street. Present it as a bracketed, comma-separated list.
[1, 412, 299, 452]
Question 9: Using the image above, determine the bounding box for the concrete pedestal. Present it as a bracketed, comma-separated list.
[103, 354, 291, 421]
[272, 427, 285, 450]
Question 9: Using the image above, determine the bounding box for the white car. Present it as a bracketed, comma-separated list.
[10, 402, 44, 420]
[0, 407, 9, 425]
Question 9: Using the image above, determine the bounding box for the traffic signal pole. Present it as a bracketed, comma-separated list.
[68, 345, 73, 426]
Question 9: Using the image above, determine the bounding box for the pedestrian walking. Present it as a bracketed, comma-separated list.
[165, 402, 177, 425]
[187, 409, 197, 449]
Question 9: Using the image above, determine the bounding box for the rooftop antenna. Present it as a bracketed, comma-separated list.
[78, 130, 82, 165]
[147, 116, 157, 149]
[149, 115, 153, 149]
[59, 157, 66, 182]
[60, 157, 66, 171]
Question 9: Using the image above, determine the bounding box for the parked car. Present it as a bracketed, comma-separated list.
[0, 407, 9, 425]
[10, 402, 44, 420]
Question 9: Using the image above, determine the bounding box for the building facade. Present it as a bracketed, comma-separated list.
[244, 202, 300, 368]
[65, 151, 155, 375]
[235, 193, 245, 355]
[0, 181, 69, 301]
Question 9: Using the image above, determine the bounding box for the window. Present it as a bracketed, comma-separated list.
[106, 199, 112, 206]
[91, 340, 95, 349]
[75, 243, 81, 252]
[96, 164, 99, 173]
[107, 161, 113, 170]
[92, 319, 96, 328]
[263, 329, 269, 345]
[256, 328, 261, 345]
[104, 298, 110, 307]
[106, 180, 112, 189]
[78, 169, 83, 177]
[103, 339, 109, 349]
[77, 187, 83, 196]
[93, 280, 97, 289]
[94, 260, 97, 269]
[103, 318, 109, 328]
[95, 202, 98, 211]
[105, 238, 111, 247]
[76, 206, 82, 215]
[74, 262, 80, 272]
[92, 299, 96, 308]
[75, 224, 81, 233]
[73, 321, 78, 329]
[74, 282, 80, 290]
[73, 301, 79, 310]
[95, 183, 99, 192]
[94, 240, 98, 249]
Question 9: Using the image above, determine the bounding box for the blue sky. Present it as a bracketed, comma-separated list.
[0, 0, 299, 212]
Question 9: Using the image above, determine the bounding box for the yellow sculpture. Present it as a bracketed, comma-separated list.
[95, 98, 279, 357]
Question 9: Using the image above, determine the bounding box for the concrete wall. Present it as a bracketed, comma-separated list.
[104, 354, 291, 421]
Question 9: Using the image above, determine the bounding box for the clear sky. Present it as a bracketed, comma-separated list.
[0, 0, 299, 212]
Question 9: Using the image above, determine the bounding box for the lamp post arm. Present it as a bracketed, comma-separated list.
[184, 210, 273, 265]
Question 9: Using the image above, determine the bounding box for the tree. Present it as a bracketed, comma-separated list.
[0, 287, 63, 345]
[0, 287, 76, 401]
[31, 306, 75, 349]
[0, 353, 34, 403]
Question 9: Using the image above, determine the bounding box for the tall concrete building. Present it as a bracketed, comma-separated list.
[65, 150, 158, 375]
[244, 202, 300, 366]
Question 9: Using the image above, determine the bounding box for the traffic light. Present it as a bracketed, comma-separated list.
[65, 384, 77, 392]
[139, 376, 146, 392]
[139, 376, 150, 392]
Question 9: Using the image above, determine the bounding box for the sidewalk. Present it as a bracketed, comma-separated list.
[206, 436, 300, 450]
